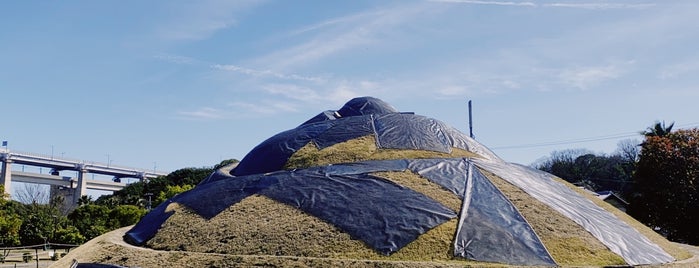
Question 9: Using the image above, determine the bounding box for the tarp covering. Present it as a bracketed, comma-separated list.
[128, 158, 557, 265]
[455, 163, 555, 266]
[233, 97, 498, 176]
[126, 97, 674, 266]
[126, 160, 457, 255]
[473, 159, 674, 266]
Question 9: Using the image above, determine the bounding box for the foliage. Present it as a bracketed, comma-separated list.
[108, 205, 147, 228]
[18, 203, 59, 245]
[95, 159, 237, 208]
[0, 185, 23, 246]
[0, 185, 8, 202]
[642, 121, 674, 137]
[0, 159, 236, 246]
[68, 204, 111, 241]
[53, 225, 85, 244]
[535, 144, 637, 198]
[155, 184, 194, 204]
[628, 128, 699, 244]
[0, 210, 22, 246]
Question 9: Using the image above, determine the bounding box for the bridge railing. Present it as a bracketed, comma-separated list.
[2, 149, 169, 176]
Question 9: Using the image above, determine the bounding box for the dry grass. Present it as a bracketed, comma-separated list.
[479, 169, 627, 266]
[284, 135, 479, 170]
[147, 193, 471, 263]
[100, 134, 695, 267]
[555, 177, 692, 261]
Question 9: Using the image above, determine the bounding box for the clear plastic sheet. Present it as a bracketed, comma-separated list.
[473, 159, 674, 265]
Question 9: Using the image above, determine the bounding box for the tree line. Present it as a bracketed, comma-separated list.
[0, 159, 238, 250]
[536, 122, 699, 245]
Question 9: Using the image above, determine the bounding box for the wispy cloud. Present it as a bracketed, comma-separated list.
[250, 4, 428, 70]
[154, 54, 198, 65]
[544, 3, 655, 10]
[659, 59, 699, 80]
[430, 0, 654, 10]
[154, 0, 264, 42]
[176, 107, 226, 120]
[429, 0, 535, 7]
[557, 62, 632, 90]
[211, 64, 324, 82]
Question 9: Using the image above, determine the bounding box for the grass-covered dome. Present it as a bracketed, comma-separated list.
[59, 97, 693, 267]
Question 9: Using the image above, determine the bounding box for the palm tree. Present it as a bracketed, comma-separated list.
[642, 121, 674, 137]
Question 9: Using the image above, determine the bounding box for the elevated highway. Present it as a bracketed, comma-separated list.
[1, 148, 168, 203]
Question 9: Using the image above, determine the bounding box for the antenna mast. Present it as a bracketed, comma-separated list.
[468, 100, 474, 139]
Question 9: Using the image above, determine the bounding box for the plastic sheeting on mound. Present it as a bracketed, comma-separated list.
[233, 99, 498, 176]
[473, 159, 674, 266]
[455, 164, 555, 266]
[127, 158, 557, 266]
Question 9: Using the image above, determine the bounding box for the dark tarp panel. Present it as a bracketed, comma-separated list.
[233, 115, 376, 176]
[374, 114, 452, 153]
[126, 160, 456, 255]
[407, 158, 469, 197]
[301, 110, 337, 125]
[454, 163, 555, 266]
[473, 159, 674, 266]
[123, 199, 175, 246]
[233, 111, 499, 176]
[128, 158, 561, 266]
[336, 96, 398, 117]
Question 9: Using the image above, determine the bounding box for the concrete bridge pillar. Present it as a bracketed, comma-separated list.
[1, 158, 11, 199]
[75, 165, 89, 204]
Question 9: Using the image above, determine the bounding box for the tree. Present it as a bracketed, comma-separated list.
[68, 204, 110, 241]
[107, 205, 147, 229]
[155, 184, 194, 204]
[0, 210, 22, 246]
[628, 128, 699, 244]
[15, 184, 49, 205]
[536, 146, 636, 198]
[641, 121, 674, 137]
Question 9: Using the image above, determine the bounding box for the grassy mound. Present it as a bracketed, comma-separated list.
[140, 135, 689, 267]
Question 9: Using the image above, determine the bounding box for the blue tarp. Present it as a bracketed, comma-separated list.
[126, 97, 673, 266]
[232, 97, 498, 176]
[126, 158, 556, 264]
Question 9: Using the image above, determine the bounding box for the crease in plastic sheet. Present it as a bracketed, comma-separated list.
[473, 159, 674, 266]
[374, 113, 452, 153]
[453, 161, 556, 266]
[126, 160, 456, 255]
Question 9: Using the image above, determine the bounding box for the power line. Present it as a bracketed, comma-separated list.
[490, 122, 699, 150]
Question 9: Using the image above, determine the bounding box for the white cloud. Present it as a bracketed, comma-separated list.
[211, 64, 324, 82]
[154, 0, 264, 42]
[557, 62, 632, 90]
[251, 4, 427, 70]
[154, 54, 197, 65]
[659, 60, 699, 80]
[176, 107, 226, 120]
[429, 0, 535, 7]
[544, 3, 655, 10]
[430, 0, 654, 10]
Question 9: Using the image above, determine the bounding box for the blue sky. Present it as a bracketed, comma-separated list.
[2, 0, 699, 176]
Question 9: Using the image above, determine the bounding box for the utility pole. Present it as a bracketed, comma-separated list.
[468, 100, 475, 139]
